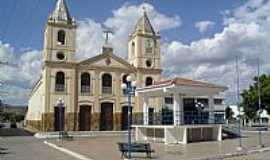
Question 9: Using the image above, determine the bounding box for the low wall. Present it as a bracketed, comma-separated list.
[134, 124, 222, 144]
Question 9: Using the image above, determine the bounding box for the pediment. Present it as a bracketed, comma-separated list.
[79, 52, 135, 71]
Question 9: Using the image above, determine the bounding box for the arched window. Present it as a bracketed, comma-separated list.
[145, 77, 153, 86]
[131, 42, 135, 56]
[55, 72, 65, 92]
[102, 73, 112, 94]
[81, 73, 91, 94]
[57, 30, 66, 45]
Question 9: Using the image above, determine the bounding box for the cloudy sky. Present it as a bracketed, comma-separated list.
[0, 0, 269, 105]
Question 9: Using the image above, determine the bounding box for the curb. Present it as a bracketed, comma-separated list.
[35, 131, 129, 139]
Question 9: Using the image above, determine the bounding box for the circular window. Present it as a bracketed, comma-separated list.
[146, 59, 152, 68]
[56, 52, 65, 60]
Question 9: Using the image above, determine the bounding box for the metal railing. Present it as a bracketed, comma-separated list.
[81, 85, 91, 96]
[102, 87, 112, 95]
[132, 111, 225, 125]
[55, 84, 65, 92]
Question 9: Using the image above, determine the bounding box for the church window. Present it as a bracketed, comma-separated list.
[81, 73, 91, 95]
[56, 52, 65, 60]
[55, 72, 65, 92]
[145, 77, 153, 86]
[131, 42, 135, 56]
[102, 73, 112, 95]
[57, 30, 66, 45]
[146, 59, 152, 68]
[145, 39, 153, 53]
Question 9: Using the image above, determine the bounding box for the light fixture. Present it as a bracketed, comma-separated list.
[126, 75, 132, 82]
[131, 81, 137, 87]
[121, 83, 127, 89]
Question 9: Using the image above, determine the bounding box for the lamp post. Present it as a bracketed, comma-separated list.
[57, 98, 64, 140]
[257, 57, 264, 148]
[121, 75, 136, 159]
[195, 102, 204, 124]
[236, 56, 242, 150]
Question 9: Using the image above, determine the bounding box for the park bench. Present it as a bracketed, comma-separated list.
[60, 131, 73, 141]
[118, 142, 154, 158]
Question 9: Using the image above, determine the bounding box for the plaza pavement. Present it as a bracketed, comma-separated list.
[48, 131, 270, 160]
[0, 128, 75, 160]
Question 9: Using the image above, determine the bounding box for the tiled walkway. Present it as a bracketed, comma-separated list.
[49, 132, 270, 160]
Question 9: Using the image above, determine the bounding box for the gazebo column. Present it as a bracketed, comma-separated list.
[173, 93, 183, 126]
[208, 95, 215, 124]
[143, 97, 149, 125]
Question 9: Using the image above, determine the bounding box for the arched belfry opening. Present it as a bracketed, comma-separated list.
[57, 30, 66, 45]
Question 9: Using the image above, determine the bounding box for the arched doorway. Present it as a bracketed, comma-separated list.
[100, 103, 113, 131]
[54, 106, 65, 131]
[121, 106, 133, 130]
[79, 105, 91, 131]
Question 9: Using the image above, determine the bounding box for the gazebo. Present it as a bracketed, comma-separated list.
[134, 77, 227, 144]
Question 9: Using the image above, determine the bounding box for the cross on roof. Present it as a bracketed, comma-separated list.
[103, 29, 113, 45]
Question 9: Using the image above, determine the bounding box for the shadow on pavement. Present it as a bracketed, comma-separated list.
[0, 128, 34, 137]
[0, 147, 8, 150]
[0, 151, 10, 155]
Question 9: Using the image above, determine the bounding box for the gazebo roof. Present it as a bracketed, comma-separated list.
[136, 77, 227, 97]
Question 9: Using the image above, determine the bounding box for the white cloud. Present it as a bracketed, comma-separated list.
[0, 41, 42, 105]
[195, 20, 215, 33]
[76, 3, 182, 59]
[164, 0, 270, 104]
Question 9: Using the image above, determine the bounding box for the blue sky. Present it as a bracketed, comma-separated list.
[1, 0, 270, 105]
[0, 0, 245, 51]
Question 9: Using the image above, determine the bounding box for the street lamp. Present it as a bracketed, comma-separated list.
[121, 75, 136, 159]
[257, 57, 264, 148]
[57, 98, 64, 140]
[195, 102, 204, 124]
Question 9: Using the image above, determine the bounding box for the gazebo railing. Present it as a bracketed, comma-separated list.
[132, 111, 225, 125]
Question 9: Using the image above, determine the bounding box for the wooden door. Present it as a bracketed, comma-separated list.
[54, 106, 65, 131]
[100, 103, 113, 131]
[121, 106, 133, 130]
[79, 105, 91, 131]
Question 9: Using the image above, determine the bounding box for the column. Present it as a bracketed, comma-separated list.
[208, 95, 215, 124]
[143, 96, 149, 125]
[173, 93, 181, 126]
[179, 96, 184, 125]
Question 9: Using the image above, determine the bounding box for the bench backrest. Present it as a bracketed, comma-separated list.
[118, 143, 151, 151]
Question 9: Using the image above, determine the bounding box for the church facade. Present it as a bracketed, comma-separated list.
[26, 0, 163, 131]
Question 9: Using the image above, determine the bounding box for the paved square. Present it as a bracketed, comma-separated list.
[49, 131, 270, 160]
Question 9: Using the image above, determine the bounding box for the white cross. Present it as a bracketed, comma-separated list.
[103, 29, 113, 45]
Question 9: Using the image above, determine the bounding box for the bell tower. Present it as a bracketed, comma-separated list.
[128, 9, 161, 70]
[43, 0, 76, 63]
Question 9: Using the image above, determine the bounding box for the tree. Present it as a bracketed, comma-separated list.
[241, 74, 270, 120]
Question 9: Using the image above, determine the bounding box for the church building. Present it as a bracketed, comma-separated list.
[26, 0, 162, 131]
[26, 0, 227, 132]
